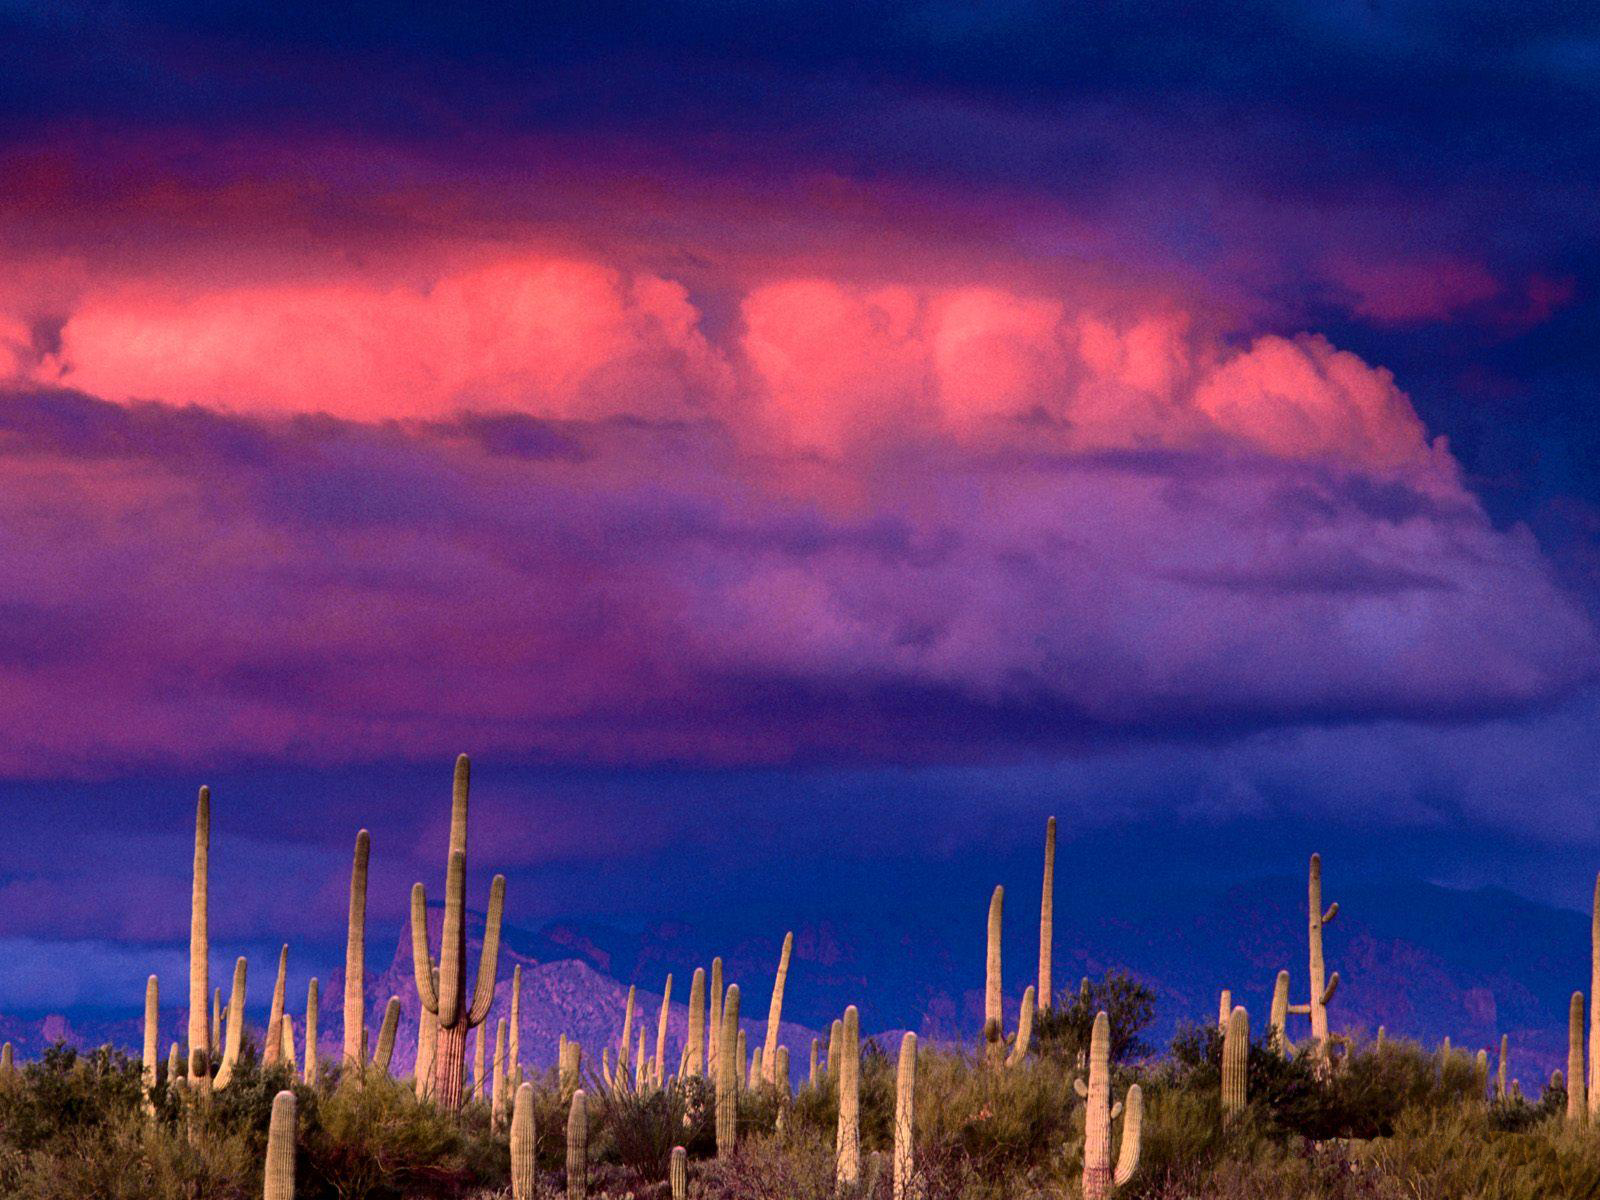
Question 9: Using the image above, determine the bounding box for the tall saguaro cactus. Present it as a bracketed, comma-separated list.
[1591, 873, 1600, 1120]
[510, 964, 523, 1086]
[1075, 1012, 1143, 1200]
[213, 957, 248, 1090]
[716, 985, 740, 1156]
[655, 974, 673, 1088]
[764, 933, 793, 1086]
[304, 979, 319, 1086]
[1222, 1006, 1248, 1121]
[510, 1083, 536, 1200]
[1268, 971, 1291, 1054]
[264, 944, 289, 1068]
[189, 787, 210, 1077]
[1005, 987, 1035, 1068]
[836, 1005, 861, 1191]
[264, 1089, 297, 1200]
[1305, 853, 1339, 1059]
[343, 830, 370, 1069]
[142, 975, 160, 1117]
[1570, 992, 1586, 1123]
[686, 967, 706, 1076]
[409, 755, 506, 1109]
[1039, 816, 1056, 1012]
[708, 959, 723, 1080]
[984, 886, 1004, 1066]
[893, 1031, 916, 1200]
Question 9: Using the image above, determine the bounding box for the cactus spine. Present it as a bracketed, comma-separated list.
[764, 932, 793, 1086]
[1005, 986, 1035, 1068]
[343, 829, 369, 1069]
[188, 786, 210, 1077]
[686, 967, 706, 1076]
[893, 1031, 916, 1200]
[1221, 1006, 1248, 1121]
[716, 984, 740, 1156]
[1075, 1012, 1142, 1200]
[142, 974, 159, 1116]
[263, 944, 289, 1068]
[984, 885, 1004, 1066]
[511, 1082, 535, 1200]
[670, 1145, 687, 1200]
[566, 1088, 588, 1200]
[836, 1004, 861, 1191]
[1570, 992, 1586, 1122]
[410, 755, 506, 1109]
[655, 973, 672, 1087]
[1039, 816, 1055, 1012]
[264, 1089, 296, 1200]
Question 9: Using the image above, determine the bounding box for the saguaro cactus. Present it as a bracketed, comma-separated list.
[1217, 990, 1232, 1031]
[828, 1019, 842, 1082]
[670, 1145, 687, 1200]
[1497, 1035, 1509, 1101]
[1305, 854, 1339, 1059]
[686, 967, 706, 1076]
[213, 957, 248, 1090]
[708, 958, 723, 1079]
[344, 830, 370, 1069]
[984, 885, 1005, 1066]
[1038, 816, 1056, 1013]
[566, 1089, 588, 1200]
[1222, 1006, 1248, 1121]
[1591, 874, 1600, 1120]
[410, 755, 506, 1110]
[1569, 992, 1586, 1122]
[473, 1024, 487, 1102]
[511, 1082, 535, 1200]
[372, 997, 400, 1074]
[142, 975, 160, 1116]
[655, 974, 673, 1087]
[1005, 987, 1035, 1068]
[893, 1031, 916, 1200]
[1075, 1012, 1143, 1200]
[764, 932, 793, 1086]
[189, 786, 210, 1077]
[304, 979, 319, 1086]
[559, 1038, 582, 1094]
[836, 1005, 861, 1191]
[1268, 971, 1291, 1054]
[264, 1089, 296, 1200]
[492, 1020, 508, 1129]
[510, 964, 523, 1085]
[810, 1038, 821, 1087]
[263, 944, 289, 1069]
[716, 984, 740, 1156]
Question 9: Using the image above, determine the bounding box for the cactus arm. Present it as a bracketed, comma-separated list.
[1321, 973, 1340, 1006]
[1074, 1076, 1088, 1098]
[1112, 1084, 1143, 1187]
[1322, 902, 1339, 925]
[410, 883, 439, 1014]
[373, 997, 401, 1073]
[1287, 1003, 1312, 1014]
[466, 873, 507, 1027]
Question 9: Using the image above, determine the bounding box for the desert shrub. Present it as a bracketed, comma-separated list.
[595, 1075, 714, 1179]
[1036, 971, 1157, 1065]
[912, 1047, 1078, 1174]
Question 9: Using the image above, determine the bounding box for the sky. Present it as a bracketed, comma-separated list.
[2, 0, 1600, 1018]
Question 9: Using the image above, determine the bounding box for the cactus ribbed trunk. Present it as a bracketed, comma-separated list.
[686, 967, 706, 1076]
[1082, 1013, 1114, 1200]
[1222, 1006, 1248, 1121]
[511, 1082, 535, 1200]
[435, 1023, 468, 1109]
[893, 1031, 916, 1200]
[670, 1145, 687, 1200]
[264, 1089, 296, 1200]
[708, 958, 723, 1080]
[492, 1019, 508, 1129]
[510, 964, 522, 1083]
[1269, 970, 1290, 1054]
[1038, 816, 1055, 1012]
[343, 830, 369, 1069]
[828, 1019, 842, 1082]
[213, 957, 248, 1090]
[984, 885, 1004, 1067]
[560, 1039, 581, 1094]
[1497, 1034, 1509, 1101]
[566, 1089, 588, 1200]
[473, 1024, 487, 1102]
[716, 984, 740, 1156]
[1308, 854, 1338, 1062]
[1570, 992, 1586, 1122]
[282, 1014, 297, 1074]
[836, 1005, 860, 1191]
[188, 787, 210, 1077]
[1218, 990, 1231, 1031]
[142, 975, 159, 1116]
[809, 1038, 820, 1087]
[763, 933, 793, 1085]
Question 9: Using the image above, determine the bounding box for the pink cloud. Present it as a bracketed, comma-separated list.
[1322, 256, 1502, 325]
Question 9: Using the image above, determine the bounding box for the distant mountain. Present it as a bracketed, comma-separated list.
[2, 874, 1587, 1094]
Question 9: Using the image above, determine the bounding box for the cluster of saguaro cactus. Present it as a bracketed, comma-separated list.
[409, 755, 505, 1110]
[1074, 1012, 1143, 1200]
